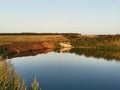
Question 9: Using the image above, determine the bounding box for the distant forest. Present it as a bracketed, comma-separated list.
[0, 33, 119, 36]
[0, 33, 80, 35]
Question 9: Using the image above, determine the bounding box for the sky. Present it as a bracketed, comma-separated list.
[0, 0, 120, 34]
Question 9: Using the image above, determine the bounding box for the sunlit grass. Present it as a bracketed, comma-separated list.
[0, 35, 68, 43]
[0, 60, 42, 90]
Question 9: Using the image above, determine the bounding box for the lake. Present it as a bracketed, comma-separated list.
[7, 49, 120, 90]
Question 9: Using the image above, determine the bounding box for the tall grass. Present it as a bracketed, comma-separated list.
[0, 60, 41, 90]
[64, 34, 120, 49]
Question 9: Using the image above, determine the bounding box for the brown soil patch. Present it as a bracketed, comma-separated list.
[0, 42, 55, 54]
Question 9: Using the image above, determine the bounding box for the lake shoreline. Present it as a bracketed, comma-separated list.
[0, 42, 55, 55]
[0, 34, 120, 56]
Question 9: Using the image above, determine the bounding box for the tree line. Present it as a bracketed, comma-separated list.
[0, 33, 80, 35]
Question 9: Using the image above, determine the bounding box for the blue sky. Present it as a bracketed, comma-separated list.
[0, 0, 120, 34]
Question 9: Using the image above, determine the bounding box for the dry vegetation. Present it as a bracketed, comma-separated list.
[64, 34, 120, 49]
[0, 35, 68, 43]
[82, 35, 98, 38]
[0, 34, 120, 50]
[0, 60, 41, 90]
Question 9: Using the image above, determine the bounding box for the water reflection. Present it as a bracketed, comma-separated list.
[66, 48, 120, 61]
[1, 48, 120, 90]
[1, 48, 120, 61]
[2, 48, 54, 59]
[8, 51, 120, 90]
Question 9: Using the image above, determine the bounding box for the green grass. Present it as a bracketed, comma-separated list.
[64, 34, 120, 49]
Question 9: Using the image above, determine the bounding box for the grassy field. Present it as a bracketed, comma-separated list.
[0, 34, 120, 49]
[64, 34, 120, 49]
[0, 35, 69, 43]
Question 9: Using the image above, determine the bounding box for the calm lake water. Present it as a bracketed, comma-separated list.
[7, 49, 120, 90]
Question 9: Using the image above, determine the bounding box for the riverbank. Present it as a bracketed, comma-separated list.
[0, 33, 120, 56]
[0, 42, 55, 55]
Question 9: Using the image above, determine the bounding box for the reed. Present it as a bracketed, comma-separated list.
[0, 61, 42, 90]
